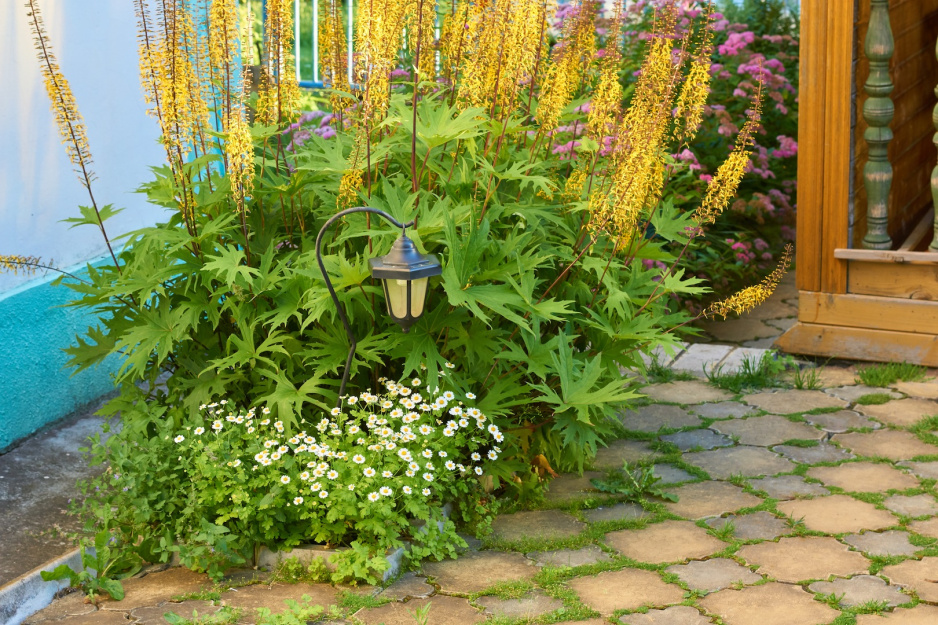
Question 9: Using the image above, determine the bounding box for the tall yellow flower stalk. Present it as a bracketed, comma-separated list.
[405, 0, 438, 82]
[208, 0, 241, 123]
[674, 7, 715, 144]
[320, 0, 350, 116]
[256, 0, 302, 126]
[454, 0, 547, 115]
[355, 0, 409, 125]
[25, 0, 121, 271]
[704, 244, 793, 319]
[694, 105, 761, 226]
[592, 3, 682, 246]
[536, 1, 597, 132]
[587, 1, 623, 142]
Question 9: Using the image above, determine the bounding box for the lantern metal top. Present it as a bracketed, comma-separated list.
[369, 231, 442, 281]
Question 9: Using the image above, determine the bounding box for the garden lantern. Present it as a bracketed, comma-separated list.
[369, 232, 441, 333]
[316, 207, 441, 405]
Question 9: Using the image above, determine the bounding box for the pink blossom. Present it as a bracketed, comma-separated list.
[761, 252, 773, 261]
[754, 238, 769, 252]
[700, 174, 713, 183]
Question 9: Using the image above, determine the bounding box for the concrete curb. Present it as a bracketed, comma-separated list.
[0, 548, 82, 625]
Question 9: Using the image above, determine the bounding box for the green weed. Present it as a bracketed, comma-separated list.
[856, 363, 927, 387]
[792, 367, 823, 390]
[705, 351, 792, 393]
[854, 393, 894, 406]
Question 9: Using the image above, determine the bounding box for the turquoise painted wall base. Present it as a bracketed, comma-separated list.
[0, 260, 117, 452]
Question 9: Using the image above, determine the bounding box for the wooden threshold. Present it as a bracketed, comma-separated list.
[776, 320, 938, 367]
[799, 292, 938, 334]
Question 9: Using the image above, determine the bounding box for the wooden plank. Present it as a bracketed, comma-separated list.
[820, 0, 853, 291]
[796, 0, 827, 292]
[898, 207, 935, 250]
[798, 291, 938, 333]
[835, 248, 938, 263]
[776, 321, 938, 367]
[848, 260, 938, 299]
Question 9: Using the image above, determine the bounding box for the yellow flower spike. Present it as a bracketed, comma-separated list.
[26, 0, 95, 189]
[587, 0, 624, 141]
[226, 103, 255, 216]
[695, 107, 761, 226]
[704, 244, 793, 320]
[257, 0, 302, 126]
[536, 0, 596, 132]
[674, 7, 715, 144]
[0, 255, 44, 276]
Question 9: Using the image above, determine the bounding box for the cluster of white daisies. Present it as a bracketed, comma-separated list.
[173, 372, 502, 508]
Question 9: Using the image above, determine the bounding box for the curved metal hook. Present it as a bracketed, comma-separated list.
[315, 207, 416, 407]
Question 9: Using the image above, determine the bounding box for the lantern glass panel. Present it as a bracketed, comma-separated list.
[384, 279, 409, 318]
[408, 277, 429, 317]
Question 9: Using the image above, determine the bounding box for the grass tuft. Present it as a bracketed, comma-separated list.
[856, 363, 927, 387]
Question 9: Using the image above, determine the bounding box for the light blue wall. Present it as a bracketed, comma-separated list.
[0, 1, 168, 449]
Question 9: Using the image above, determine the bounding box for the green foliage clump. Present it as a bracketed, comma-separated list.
[856, 363, 927, 387]
[705, 351, 791, 393]
[590, 461, 677, 503]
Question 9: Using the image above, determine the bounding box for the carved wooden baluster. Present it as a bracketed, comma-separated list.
[862, 0, 895, 250]
[930, 34, 938, 251]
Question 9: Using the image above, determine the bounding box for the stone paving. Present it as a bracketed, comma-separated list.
[20, 363, 938, 625]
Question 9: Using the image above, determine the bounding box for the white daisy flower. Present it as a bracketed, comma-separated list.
[271, 452, 282, 461]
[262, 407, 271, 415]
[382, 400, 394, 409]
[409, 462, 420, 471]
[347, 396, 358, 405]
[411, 378, 421, 386]
[403, 486, 413, 494]
[449, 406, 463, 416]
[467, 408, 481, 418]
[474, 467, 484, 475]
[423, 472, 434, 482]
[438, 451, 448, 458]
[379, 486, 393, 497]
[368, 492, 380, 502]
[494, 433, 504, 442]
[300, 471, 311, 480]
[488, 424, 499, 435]
[231, 459, 242, 467]
[247, 426, 255, 433]
[174, 435, 185, 443]
[294, 496, 304, 505]
[280, 475, 291, 484]
[261, 418, 271, 425]
[311, 482, 322, 491]
[364, 467, 376, 477]
[212, 421, 223, 431]
[327, 470, 338, 480]
[488, 450, 498, 460]
[406, 470, 416, 477]
[471, 452, 481, 461]
[194, 427, 205, 435]
[445, 460, 456, 470]
[445, 362, 455, 369]
[418, 424, 433, 435]
[382, 470, 393, 478]
[422, 487, 432, 496]
[459, 419, 469, 428]
[353, 455, 366, 464]
[443, 391, 455, 401]
[466, 392, 476, 400]
[319, 490, 328, 498]
[348, 484, 355, 491]
[422, 449, 433, 458]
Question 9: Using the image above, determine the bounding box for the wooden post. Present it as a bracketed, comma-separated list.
[862, 0, 895, 250]
[930, 34, 938, 252]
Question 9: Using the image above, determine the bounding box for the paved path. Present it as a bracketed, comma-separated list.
[20, 365, 938, 624]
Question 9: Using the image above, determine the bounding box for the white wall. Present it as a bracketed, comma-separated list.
[0, 0, 168, 293]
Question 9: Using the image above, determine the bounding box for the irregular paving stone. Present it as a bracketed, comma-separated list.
[594, 440, 661, 470]
[856, 605, 938, 624]
[765, 317, 797, 332]
[776, 495, 897, 534]
[683, 446, 795, 479]
[833, 431, 938, 461]
[742, 337, 777, 349]
[665, 558, 762, 593]
[527, 545, 613, 568]
[621, 405, 702, 432]
[100, 566, 211, 610]
[808, 575, 907, 608]
[583, 502, 647, 523]
[885, 494, 938, 517]
[817, 367, 861, 388]
[476, 590, 564, 619]
[881, 557, 938, 602]
[856, 399, 938, 428]
[807, 463, 920, 493]
[900, 461, 938, 480]
[653, 464, 696, 485]
[220, 583, 339, 613]
[704, 511, 789, 541]
[749, 474, 830, 500]
[909, 517, 938, 539]
[567, 568, 684, 615]
[421, 551, 537, 594]
[664, 481, 762, 520]
[619, 605, 713, 625]
[774, 443, 855, 464]
[742, 389, 848, 415]
[893, 381, 938, 400]
[806, 410, 882, 433]
[491, 510, 585, 543]
[131, 601, 221, 624]
[844, 531, 919, 557]
[699, 582, 840, 625]
[699, 317, 778, 343]
[671, 344, 734, 376]
[826, 385, 903, 403]
[355, 595, 484, 624]
[605, 520, 724, 564]
[555, 621, 608, 625]
[48, 612, 129, 625]
[660, 429, 733, 451]
[23, 592, 97, 623]
[737, 536, 869, 582]
[709, 415, 825, 447]
[545, 472, 604, 502]
[379, 572, 434, 601]
[691, 401, 756, 419]
[642, 381, 734, 405]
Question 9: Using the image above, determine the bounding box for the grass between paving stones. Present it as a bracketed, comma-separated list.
[855, 393, 895, 406]
[164, 606, 243, 625]
[704, 352, 793, 394]
[645, 357, 698, 384]
[856, 363, 928, 387]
